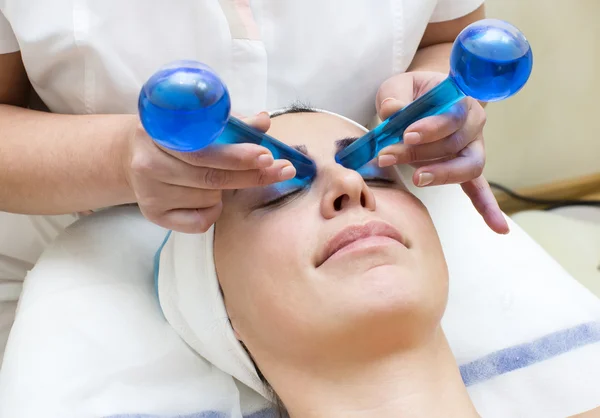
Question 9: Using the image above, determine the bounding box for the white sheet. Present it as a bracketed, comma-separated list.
[0, 212, 78, 364]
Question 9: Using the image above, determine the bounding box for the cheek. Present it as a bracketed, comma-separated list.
[377, 192, 448, 288]
[214, 210, 316, 341]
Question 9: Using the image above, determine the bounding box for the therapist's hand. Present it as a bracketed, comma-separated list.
[376, 71, 509, 235]
[124, 112, 295, 233]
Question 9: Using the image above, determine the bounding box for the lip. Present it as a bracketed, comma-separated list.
[316, 221, 406, 267]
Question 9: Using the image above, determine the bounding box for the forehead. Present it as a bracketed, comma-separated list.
[267, 112, 367, 157]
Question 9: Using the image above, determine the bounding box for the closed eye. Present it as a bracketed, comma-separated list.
[257, 177, 394, 210]
[256, 187, 307, 210]
[363, 177, 396, 187]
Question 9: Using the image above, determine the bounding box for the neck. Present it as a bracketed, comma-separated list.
[267, 328, 479, 418]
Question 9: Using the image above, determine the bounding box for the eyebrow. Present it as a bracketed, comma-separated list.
[292, 144, 308, 155]
[290, 136, 359, 156]
[334, 136, 359, 153]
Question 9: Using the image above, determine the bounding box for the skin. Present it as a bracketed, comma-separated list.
[214, 111, 479, 418]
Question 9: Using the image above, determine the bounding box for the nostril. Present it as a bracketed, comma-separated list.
[333, 195, 345, 211]
[360, 192, 366, 207]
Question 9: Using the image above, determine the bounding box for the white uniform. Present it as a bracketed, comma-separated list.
[0, 0, 484, 360]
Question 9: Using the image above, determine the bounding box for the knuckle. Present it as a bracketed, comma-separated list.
[229, 151, 247, 170]
[195, 208, 221, 233]
[471, 157, 486, 178]
[473, 199, 490, 215]
[451, 111, 465, 127]
[457, 102, 470, 121]
[203, 168, 231, 188]
[130, 152, 155, 176]
[256, 169, 270, 186]
[193, 217, 213, 233]
[134, 122, 148, 140]
[473, 180, 489, 195]
[140, 195, 164, 212]
[439, 170, 451, 185]
[406, 146, 419, 163]
[445, 132, 464, 154]
[429, 118, 445, 136]
[206, 190, 223, 205]
[139, 206, 164, 226]
[185, 151, 206, 165]
[479, 110, 488, 127]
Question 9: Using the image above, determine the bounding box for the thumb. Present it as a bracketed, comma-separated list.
[239, 111, 272, 133]
[376, 73, 416, 121]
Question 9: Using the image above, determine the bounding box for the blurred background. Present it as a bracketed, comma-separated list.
[483, 0, 600, 296]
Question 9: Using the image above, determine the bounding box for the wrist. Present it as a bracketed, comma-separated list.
[114, 114, 139, 205]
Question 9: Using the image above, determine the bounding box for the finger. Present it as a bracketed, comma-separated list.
[461, 176, 510, 235]
[149, 157, 296, 189]
[144, 202, 224, 234]
[409, 155, 455, 169]
[162, 112, 274, 170]
[376, 79, 415, 121]
[163, 141, 277, 170]
[376, 72, 447, 121]
[243, 111, 271, 133]
[402, 100, 470, 145]
[378, 97, 409, 122]
[137, 182, 223, 211]
[378, 111, 484, 166]
[410, 138, 485, 186]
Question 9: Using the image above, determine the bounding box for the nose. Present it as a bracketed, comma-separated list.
[320, 165, 376, 219]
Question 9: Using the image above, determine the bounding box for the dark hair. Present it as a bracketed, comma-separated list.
[218, 283, 289, 417]
[240, 342, 289, 418]
[270, 101, 316, 118]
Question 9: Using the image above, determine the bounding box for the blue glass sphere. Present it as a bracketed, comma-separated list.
[139, 60, 231, 152]
[450, 19, 533, 102]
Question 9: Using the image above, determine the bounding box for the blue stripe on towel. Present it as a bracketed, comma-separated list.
[460, 321, 600, 387]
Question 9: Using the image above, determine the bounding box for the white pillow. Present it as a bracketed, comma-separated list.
[1, 175, 600, 417]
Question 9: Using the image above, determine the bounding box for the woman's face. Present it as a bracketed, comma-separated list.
[215, 111, 448, 367]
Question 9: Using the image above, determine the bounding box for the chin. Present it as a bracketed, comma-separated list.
[327, 274, 444, 353]
[348, 263, 425, 310]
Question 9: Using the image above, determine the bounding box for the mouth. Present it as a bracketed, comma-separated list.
[316, 221, 407, 267]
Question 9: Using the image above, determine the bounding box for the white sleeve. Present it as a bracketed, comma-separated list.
[429, 0, 485, 23]
[0, 10, 19, 53]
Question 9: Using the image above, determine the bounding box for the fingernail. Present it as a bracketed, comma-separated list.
[258, 111, 270, 118]
[404, 132, 421, 144]
[380, 97, 397, 107]
[417, 172, 435, 187]
[378, 155, 398, 168]
[257, 153, 274, 167]
[280, 165, 296, 179]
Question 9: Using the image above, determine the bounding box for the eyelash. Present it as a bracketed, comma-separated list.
[259, 177, 396, 209]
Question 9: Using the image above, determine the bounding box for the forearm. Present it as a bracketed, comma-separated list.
[0, 105, 136, 214]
